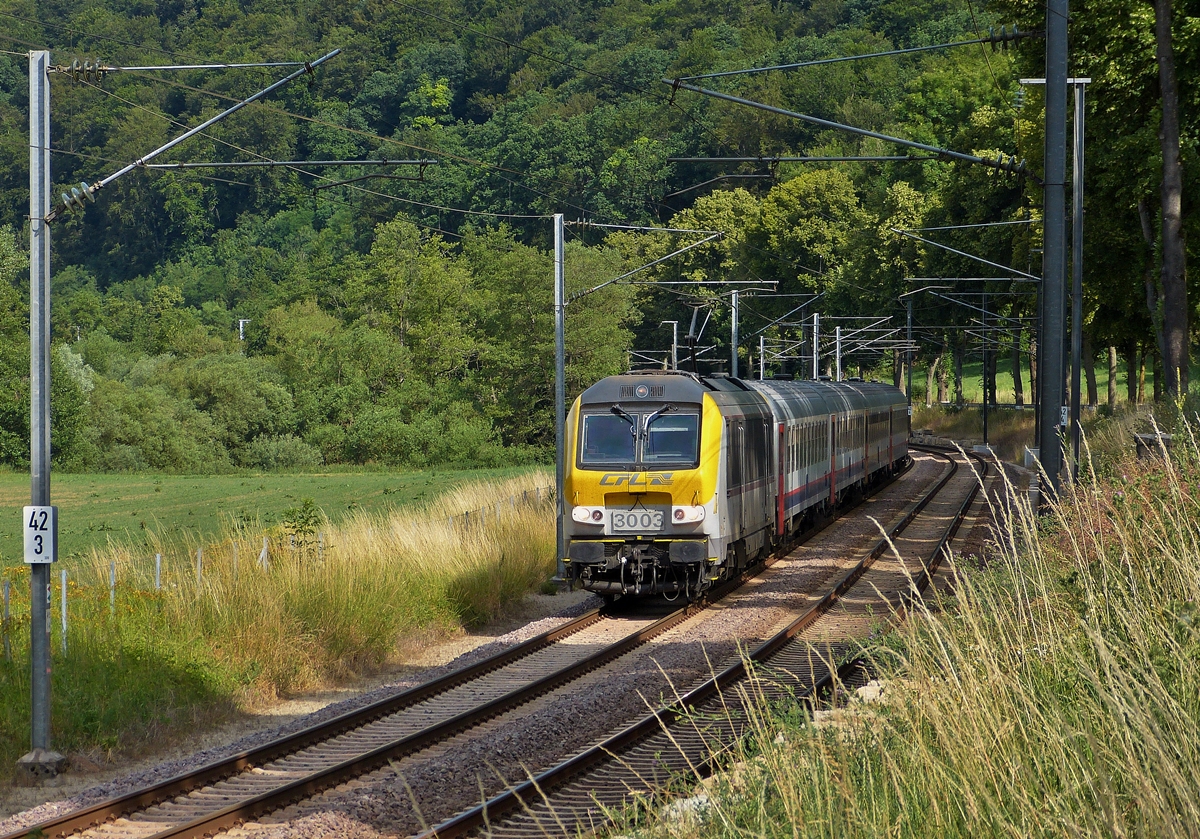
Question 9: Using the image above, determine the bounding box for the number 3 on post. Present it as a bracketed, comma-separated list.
[23, 506, 58, 564]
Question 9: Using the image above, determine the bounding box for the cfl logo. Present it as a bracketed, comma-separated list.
[599, 472, 674, 487]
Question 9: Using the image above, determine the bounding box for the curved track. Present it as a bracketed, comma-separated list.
[418, 446, 985, 838]
[2, 454, 949, 839]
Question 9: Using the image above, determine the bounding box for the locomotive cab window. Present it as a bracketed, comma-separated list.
[643, 414, 700, 464]
[579, 408, 700, 468]
[580, 413, 636, 464]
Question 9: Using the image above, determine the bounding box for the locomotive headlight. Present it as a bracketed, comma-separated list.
[572, 506, 605, 524]
[671, 505, 705, 523]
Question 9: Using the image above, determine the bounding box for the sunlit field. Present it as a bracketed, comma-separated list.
[0, 471, 555, 780]
[0, 465, 540, 564]
[620, 415, 1200, 839]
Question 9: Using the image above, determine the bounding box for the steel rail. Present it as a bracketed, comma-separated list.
[0, 607, 610, 839]
[7, 459, 915, 839]
[420, 448, 975, 838]
[136, 461, 916, 839]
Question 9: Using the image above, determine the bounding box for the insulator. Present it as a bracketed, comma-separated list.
[79, 181, 95, 202]
[1015, 88, 1026, 110]
[70, 59, 81, 81]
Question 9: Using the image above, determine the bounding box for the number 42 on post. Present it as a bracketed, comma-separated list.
[23, 506, 58, 564]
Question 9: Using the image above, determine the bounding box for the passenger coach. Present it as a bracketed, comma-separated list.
[562, 370, 908, 599]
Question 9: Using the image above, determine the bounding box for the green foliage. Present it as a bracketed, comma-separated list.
[0, 472, 554, 777]
[0, 0, 1190, 471]
[241, 434, 323, 470]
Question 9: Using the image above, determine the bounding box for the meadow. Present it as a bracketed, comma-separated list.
[0, 469, 555, 780]
[622, 408, 1200, 838]
[0, 465, 539, 565]
[902, 355, 1148, 407]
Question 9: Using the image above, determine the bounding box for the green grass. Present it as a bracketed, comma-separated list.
[0, 466, 541, 565]
[619, 414, 1200, 839]
[908, 357, 1142, 406]
[0, 471, 556, 778]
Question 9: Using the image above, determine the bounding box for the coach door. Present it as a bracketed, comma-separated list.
[744, 419, 770, 534]
[727, 420, 744, 538]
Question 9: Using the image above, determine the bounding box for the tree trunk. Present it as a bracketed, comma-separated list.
[1155, 0, 1189, 396]
[1028, 337, 1038, 409]
[893, 349, 905, 392]
[953, 341, 964, 407]
[937, 342, 949, 403]
[1154, 351, 1164, 401]
[987, 349, 998, 405]
[1138, 346, 1147, 403]
[1108, 346, 1118, 411]
[1127, 342, 1139, 404]
[1083, 331, 1098, 406]
[1139, 198, 1168, 370]
[925, 349, 943, 408]
[1011, 331, 1024, 407]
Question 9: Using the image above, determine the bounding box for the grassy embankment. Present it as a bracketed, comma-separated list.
[0, 470, 554, 780]
[0, 466, 538, 564]
[620, 408, 1200, 838]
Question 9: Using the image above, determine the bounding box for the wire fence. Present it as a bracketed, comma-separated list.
[445, 486, 554, 532]
[1, 486, 556, 658]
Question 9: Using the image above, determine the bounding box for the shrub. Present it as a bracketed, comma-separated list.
[241, 434, 322, 470]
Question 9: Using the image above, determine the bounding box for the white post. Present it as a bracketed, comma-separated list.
[836, 326, 842, 381]
[259, 536, 269, 570]
[25, 49, 60, 771]
[109, 562, 116, 616]
[812, 313, 820, 379]
[154, 553, 161, 591]
[660, 321, 678, 370]
[553, 213, 566, 579]
[3, 579, 10, 661]
[731, 291, 739, 377]
[59, 570, 66, 656]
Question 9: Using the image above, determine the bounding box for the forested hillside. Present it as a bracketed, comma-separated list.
[0, 0, 1194, 471]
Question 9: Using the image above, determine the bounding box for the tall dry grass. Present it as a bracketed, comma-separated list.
[624, 425, 1200, 838]
[0, 471, 556, 774]
[73, 471, 556, 700]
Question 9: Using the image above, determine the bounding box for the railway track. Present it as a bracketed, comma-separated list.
[2, 451, 975, 839]
[417, 446, 986, 838]
[4, 459, 917, 839]
[1, 606, 678, 839]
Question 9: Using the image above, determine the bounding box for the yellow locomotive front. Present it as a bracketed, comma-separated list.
[563, 372, 724, 599]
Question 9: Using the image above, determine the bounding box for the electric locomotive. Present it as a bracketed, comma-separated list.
[562, 370, 908, 599]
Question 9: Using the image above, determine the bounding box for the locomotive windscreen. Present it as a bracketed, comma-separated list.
[578, 410, 700, 467]
[643, 414, 699, 463]
[580, 413, 636, 464]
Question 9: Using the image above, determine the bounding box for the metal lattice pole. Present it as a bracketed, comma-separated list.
[1038, 0, 1070, 498]
[1070, 81, 1088, 482]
